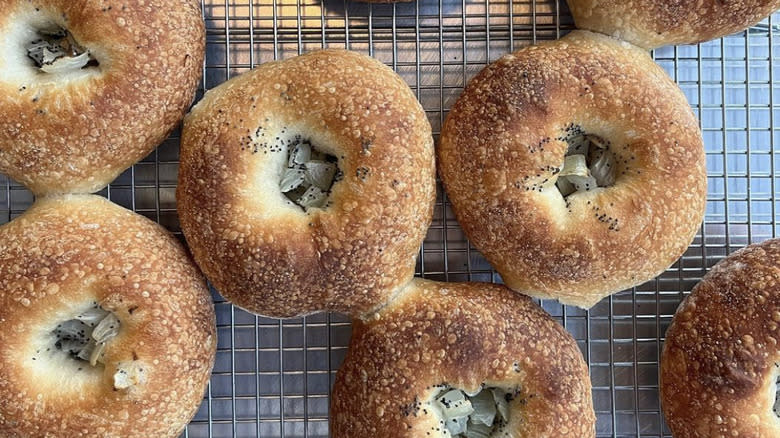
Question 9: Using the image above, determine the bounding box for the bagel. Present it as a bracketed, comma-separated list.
[0, 195, 216, 437]
[177, 49, 436, 319]
[661, 238, 780, 437]
[438, 30, 706, 308]
[566, 0, 780, 49]
[331, 279, 595, 437]
[0, 0, 204, 195]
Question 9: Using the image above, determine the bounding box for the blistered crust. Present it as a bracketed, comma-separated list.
[331, 279, 595, 437]
[438, 30, 706, 308]
[661, 238, 780, 438]
[567, 0, 780, 49]
[0, 0, 205, 195]
[0, 195, 216, 438]
[177, 49, 436, 318]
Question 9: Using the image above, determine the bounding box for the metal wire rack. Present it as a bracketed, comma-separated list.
[2, 1, 779, 437]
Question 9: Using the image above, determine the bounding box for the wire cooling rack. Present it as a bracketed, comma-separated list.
[2, 1, 780, 437]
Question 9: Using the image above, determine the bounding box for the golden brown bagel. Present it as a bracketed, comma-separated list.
[178, 49, 436, 319]
[0, 195, 216, 438]
[438, 30, 706, 309]
[0, 0, 204, 195]
[567, 0, 780, 49]
[661, 238, 780, 438]
[331, 279, 595, 437]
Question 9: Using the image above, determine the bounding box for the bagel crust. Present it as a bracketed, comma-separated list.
[331, 279, 595, 437]
[661, 239, 780, 438]
[438, 31, 706, 308]
[0, 195, 216, 438]
[178, 49, 435, 318]
[0, 0, 205, 195]
[567, 0, 780, 49]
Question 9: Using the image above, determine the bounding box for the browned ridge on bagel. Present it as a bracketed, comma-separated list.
[178, 49, 436, 319]
[331, 279, 596, 437]
[0, 0, 204, 195]
[567, 0, 780, 49]
[661, 238, 780, 438]
[0, 195, 216, 438]
[438, 30, 707, 309]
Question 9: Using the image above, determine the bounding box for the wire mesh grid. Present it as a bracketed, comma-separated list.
[1, 1, 779, 437]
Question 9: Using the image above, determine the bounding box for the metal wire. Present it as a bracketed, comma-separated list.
[2, 1, 779, 437]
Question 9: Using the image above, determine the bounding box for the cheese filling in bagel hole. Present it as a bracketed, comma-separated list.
[278, 137, 342, 210]
[31, 302, 119, 368]
[555, 125, 616, 197]
[27, 301, 146, 390]
[1, 10, 101, 83]
[413, 384, 518, 437]
[25, 25, 98, 73]
[774, 372, 780, 417]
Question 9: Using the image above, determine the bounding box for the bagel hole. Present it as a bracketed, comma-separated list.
[26, 25, 99, 73]
[555, 125, 616, 197]
[416, 384, 518, 437]
[279, 137, 342, 210]
[32, 301, 120, 369]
